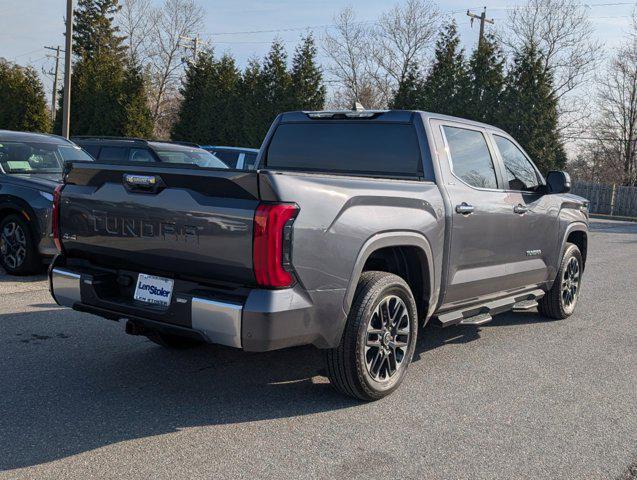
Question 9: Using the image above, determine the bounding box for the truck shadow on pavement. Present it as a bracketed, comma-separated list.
[0, 307, 551, 471]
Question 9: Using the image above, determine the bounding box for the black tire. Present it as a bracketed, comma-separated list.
[0, 214, 41, 275]
[538, 243, 583, 319]
[325, 271, 418, 401]
[146, 331, 204, 349]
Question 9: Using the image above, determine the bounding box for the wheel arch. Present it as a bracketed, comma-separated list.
[561, 222, 588, 271]
[0, 196, 40, 237]
[344, 232, 436, 323]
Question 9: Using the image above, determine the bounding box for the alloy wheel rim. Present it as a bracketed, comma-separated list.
[364, 295, 411, 383]
[1, 222, 27, 269]
[561, 257, 580, 308]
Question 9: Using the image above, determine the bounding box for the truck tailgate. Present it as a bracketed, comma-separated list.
[59, 163, 259, 285]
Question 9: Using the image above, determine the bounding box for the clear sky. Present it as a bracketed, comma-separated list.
[0, 0, 635, 102]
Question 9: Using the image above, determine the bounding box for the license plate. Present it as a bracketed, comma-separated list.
[134, 274, 174, 307]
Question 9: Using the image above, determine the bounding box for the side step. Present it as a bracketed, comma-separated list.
[512, 299, 538, 311]
[460, 312, 492, 326]
[435, 288, 545, 328]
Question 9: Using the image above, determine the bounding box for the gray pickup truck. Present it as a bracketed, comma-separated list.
[49, 110, 588, 400]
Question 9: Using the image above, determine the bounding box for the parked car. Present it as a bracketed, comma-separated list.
[0, 130, 93, 275]
[50, 110, 589, 400]
[201, 146, 259, 170]
[72, 137, 228, 168]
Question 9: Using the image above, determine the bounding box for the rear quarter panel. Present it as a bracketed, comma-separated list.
[259, 171, 445, 343]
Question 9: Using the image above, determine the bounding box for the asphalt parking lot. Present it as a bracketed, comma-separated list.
[0, 219, 635, 480]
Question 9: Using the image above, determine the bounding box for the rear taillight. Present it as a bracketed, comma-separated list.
[52, 184, 63, 252]
[253, 203, 299, 288]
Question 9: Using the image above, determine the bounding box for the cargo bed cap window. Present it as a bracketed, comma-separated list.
[266, 122, 422, 177]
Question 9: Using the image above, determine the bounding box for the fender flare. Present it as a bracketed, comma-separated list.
[343, 231, 436, 319]
[560, 221, 588, 266]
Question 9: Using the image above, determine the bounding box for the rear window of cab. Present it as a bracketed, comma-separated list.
[265, 122, 422, 178]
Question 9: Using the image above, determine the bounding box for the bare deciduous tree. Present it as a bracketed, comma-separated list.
[115, 0, 205, 137]
[117, 0, 152, 65]
[369, 0, 440, 101]
[323, 2, 440, 109]
[323, 8, 382, 108]
[504, 0, 601, 132]
[593, 23, 637, 185]
[572, 14, 637, 186]
[148, 0, 205, 137]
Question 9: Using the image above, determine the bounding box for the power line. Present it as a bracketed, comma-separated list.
[203, 2, 632, 39]
[12, 48, 44, 60]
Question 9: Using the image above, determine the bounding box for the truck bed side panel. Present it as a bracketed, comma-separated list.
[258, 170, 445, 345]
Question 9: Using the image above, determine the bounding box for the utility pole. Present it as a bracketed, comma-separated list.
[466, 7, 494, 46]
[43, 46, 63, 122]
[179, 35, 205, 63]
[62, 0, 74, 139]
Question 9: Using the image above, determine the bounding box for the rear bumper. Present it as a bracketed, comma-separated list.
[49, 266, 325, 352]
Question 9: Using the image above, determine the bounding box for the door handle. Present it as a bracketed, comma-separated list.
[455, 203, 474, 215]
[513, 204, 528, 214]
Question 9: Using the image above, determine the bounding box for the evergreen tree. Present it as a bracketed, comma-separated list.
[212, 54, 242, 145]
[56, 0, 152, 137]
[390, 62, 423, 109]
[465, 33, 505, 124]
[260, 39, 292, 123]
[290, 34, 326, 110]
[236, 41, 292, 148]
[0, 59, 51, 132]
[499, 43, 566, 173]
[239, 59, 266, 148]
[172, 51, 242, 145]
[171, 51, 216, 143]
[73, 0, 125, 59]
[121, 64, 154, 137]
[419, 21, 469, 116]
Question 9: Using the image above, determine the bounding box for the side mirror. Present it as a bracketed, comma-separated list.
[546, 171, 571, 194]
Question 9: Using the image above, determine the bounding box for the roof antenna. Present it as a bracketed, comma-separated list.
[352, 101, 366, 111]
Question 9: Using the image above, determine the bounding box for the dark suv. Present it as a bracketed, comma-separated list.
[0, 130, 93, 274]
[201, 146, 259, 170]
[72, 137, 228, 168]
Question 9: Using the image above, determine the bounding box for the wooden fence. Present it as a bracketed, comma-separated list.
[571, 181, 637, 218]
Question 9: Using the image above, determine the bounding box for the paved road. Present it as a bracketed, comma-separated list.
[0, 219, 635, 480]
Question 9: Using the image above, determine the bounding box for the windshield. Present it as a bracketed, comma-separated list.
[0, 141, 92, 174]
[154, 147, 228, 169]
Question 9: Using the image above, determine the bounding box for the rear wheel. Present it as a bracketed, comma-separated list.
[325, 271, 418, 401]
[0, 214, 41, 275]
[146, 331, 204, 349]
[538, 243, 583, 319]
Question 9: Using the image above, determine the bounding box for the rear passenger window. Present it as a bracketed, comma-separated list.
[443, 126, 498, 189]
[99, 147, 129, 163]
[244, 153, 258, 170]
[129, 148, 155, 162]
[266, 122, 422, 177]
[82, 145, 100, 159]
[213, 151, 239, 168]
[493, 135, 541, 191]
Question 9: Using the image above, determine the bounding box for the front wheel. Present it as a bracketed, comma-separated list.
[325, 271, 418, 401]
[538, 243, 583, 319]
[0, 214, 41, 275]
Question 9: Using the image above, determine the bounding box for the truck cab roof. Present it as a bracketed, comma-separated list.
[281, 110, 508, 135]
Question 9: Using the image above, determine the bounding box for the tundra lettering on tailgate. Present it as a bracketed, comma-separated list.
[92, 210, 201, 243]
